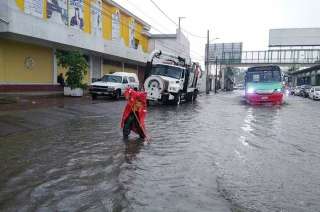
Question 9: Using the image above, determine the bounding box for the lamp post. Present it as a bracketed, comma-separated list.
[206, 30, 210, 94]
[205, 35, 220, 94]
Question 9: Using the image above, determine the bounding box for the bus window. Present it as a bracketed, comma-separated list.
[253, 74, 260, 82]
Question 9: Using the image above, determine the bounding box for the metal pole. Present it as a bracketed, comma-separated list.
[215, 56, 218, 93]
[178, 17, 186, 32]
[206, 30, 210, 94]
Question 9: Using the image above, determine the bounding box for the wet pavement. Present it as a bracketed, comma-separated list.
[1, 92, 320, 212]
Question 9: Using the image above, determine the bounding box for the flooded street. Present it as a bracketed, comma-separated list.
[1, 92, 320, 212]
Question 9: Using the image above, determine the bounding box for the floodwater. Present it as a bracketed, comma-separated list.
[1, 92, 320, 212]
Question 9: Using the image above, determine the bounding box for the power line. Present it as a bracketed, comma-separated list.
[121, 0, 173, 34]
[148, 0, 206, 39]
[149, 0, 178, 27]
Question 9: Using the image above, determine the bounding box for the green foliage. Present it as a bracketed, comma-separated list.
[56, 50, 88, 89]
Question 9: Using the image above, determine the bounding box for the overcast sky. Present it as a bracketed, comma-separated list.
[114, 0, 320, 63]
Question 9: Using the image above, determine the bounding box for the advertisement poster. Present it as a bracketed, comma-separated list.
[112, 10, 121, 40]
[46, 0, 68, 25]
[24, 0, 44, 18]
[69, 0, 84, 30]
[91, 0, 102, 37]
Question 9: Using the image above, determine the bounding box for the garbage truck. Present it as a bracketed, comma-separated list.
[143, 50, 201, 105]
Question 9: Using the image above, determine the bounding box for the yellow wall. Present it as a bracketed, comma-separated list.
[43, 0, 47, 19]
[135, 22, 149, 53]
[15, 0, 24, 11]
[0, 44, 4, 82]
[124, 66, 138, 75]
[0, 38, 53, 84]
[102, 2, 113, 40]
[83, 0, 91, 33]
[103, 64, 122, 75]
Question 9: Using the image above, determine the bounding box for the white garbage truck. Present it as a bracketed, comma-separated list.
[143, 50, 201, 105]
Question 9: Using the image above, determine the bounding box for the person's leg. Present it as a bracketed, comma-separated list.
[123, 113, 135, 138]
[133, 115, 145, 139]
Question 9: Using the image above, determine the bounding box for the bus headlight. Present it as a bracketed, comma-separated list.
[247, 88, 255, 94]
[274, 88, 282, 93]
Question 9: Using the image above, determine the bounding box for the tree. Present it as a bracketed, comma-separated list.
[56, 50, 88, 89]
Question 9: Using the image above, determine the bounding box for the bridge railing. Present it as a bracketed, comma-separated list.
[213, 49, 320, 65]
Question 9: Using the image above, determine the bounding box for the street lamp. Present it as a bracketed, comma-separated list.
[206, 36, 220, 94]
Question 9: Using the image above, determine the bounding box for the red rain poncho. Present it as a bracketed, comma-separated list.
[121, 88, 147, 137]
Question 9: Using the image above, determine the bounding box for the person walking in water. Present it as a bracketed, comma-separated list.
[121, 88, 148, 140]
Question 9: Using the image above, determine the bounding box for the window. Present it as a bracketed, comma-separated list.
[134, 38, 139, 49]
[129, 77, 136, 83]
[123, 77, 128, 84]
[112, 10, 121, 40]
[151, 65, 184, 79]
[101, 75, 122, 83]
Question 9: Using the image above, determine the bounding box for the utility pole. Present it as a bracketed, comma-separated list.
[206, 30, 210, 94]
[178, 17, 186, 32]
[215, 56, 218, 93]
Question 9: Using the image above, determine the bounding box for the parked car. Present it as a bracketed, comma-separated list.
[89, 72, 139, 100]
[309, 86, 320, 100]
[299, 85, 312, 98]
[289, 87, 295, 95]
[294, 86, 301, 96]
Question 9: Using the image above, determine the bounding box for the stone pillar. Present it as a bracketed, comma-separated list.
[53, 48, 57, 84]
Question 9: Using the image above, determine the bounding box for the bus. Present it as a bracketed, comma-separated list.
[244, 65, 283, 105]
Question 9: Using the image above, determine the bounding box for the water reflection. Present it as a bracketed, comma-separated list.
[123, 138, 144, 164]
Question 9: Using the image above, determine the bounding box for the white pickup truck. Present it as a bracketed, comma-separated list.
[89, 72, 139, 100]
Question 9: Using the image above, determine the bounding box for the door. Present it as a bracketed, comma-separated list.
[122, 76, 129, 94]
[91, 56, 102, 82]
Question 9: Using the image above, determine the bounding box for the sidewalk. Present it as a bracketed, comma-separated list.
[0, 92, 94, 112]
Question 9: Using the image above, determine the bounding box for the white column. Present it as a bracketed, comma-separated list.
[122, 62, 125, 72]
[100, 57, 104, 77]
[53, 48, 57, 84]
[89, 55, 93, 84]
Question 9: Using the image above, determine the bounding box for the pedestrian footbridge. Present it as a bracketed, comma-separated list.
[214, 48, 320, 67]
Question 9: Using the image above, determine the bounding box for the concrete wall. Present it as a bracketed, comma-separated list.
[149, 29, 190, 60]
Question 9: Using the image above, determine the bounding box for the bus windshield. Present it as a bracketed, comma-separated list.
[246, 70, 281, 83]
[151, 65, 183, 79]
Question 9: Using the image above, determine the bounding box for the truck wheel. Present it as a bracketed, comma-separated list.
[173, 92, 181, 105]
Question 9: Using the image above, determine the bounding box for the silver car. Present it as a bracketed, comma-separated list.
[309, 86, 320, 100]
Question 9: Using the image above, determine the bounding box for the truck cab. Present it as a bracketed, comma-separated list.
[144, 50, 200, 105]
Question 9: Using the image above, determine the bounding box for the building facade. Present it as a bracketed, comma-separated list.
[148, 29, 190, 61]
[0, 0, 150, 91]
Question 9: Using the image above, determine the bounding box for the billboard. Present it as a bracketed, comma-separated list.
[68, 0, 84, 30]
[207, 42, 242, 64]
[46, 0, 68, 25]
[269, 28, 320, 47]
[24, 0, 44, 18]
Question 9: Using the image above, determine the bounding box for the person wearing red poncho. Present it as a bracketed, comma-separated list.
[121, 88, 148, 139]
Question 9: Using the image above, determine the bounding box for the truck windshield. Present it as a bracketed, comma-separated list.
[151, 65, 183, 79]
[101, 75, 122, 83]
